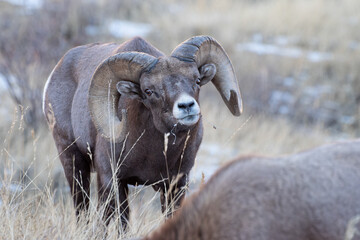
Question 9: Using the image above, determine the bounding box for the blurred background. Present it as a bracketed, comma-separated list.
[0, 0, 359, 238]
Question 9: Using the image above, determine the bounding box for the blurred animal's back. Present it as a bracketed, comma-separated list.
[144, 139, 360, 240]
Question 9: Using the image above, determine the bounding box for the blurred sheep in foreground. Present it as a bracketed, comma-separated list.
[139, 139, 360, 240]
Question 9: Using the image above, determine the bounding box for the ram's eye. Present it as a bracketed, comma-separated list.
[144, 89, 153, 96]
[196, 78, 201, 85]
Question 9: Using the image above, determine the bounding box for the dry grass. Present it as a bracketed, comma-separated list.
[0, 0, 359, 238]
[0, 104, 334, 239]
[0, 111, 163, 239]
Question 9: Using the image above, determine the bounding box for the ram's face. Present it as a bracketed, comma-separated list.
[141, 59, 201, 132]
[116, 57, 216, 133]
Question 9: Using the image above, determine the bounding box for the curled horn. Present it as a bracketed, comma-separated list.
[88, 52, 158, 142]
[171, 36, 243, 116]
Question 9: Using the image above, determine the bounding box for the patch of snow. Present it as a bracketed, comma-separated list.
[270, 91, 295, 105]
[349, 42, 359, 50]
[64, 186, 70, 193]
[190, 163, 218, 182]
[0, 73, 7, 92]
[340, 116, 356, 125]
[168, 3, 184, 14]
[306, 52, 333, 63]
[252, 33, 263, 43]
[300, 95, 313, 106]
[85, 25, 99, 37]
[0, 73, 15, 121]
[275, 36, 289, 46]
[236, 42, 333, 62]
[0, 108, 11, 120]
[315, 108, 336, 123]
[200, 143, 234, 158]
[279, 106, 291, 115]
[348, 16, 359, 26]
[304, 85, 332, 98]
[283, 77, 295, 87]
[107, 20, 152, 39]
[270, 90, 294, 103]
[251, 33, 298, 46]
[0, 182, 23, 193]
[1, 0, 43, 9]
[269, 90, 295, 115]
[274, 36, 291, 46]
[323, 101, 339, 110]
[275, 35, 299, 46]
[237, 42, 302, 58]
[190, 142, 237, 183]
[0, 73, 21, 96]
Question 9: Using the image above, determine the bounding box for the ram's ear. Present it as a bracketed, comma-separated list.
[116, 81, 142, 100]
[198, 63, 216, 86]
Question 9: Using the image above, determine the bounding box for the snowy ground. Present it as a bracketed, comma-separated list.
[2, 0, 153, 39]
[86, 20, 153, 39]
[236, 34, 333, 63]
[0, 73, 7, 92]
[190, 142, 237, 183]
[1, 0, 43, 10]
[107, 20, 152, 39]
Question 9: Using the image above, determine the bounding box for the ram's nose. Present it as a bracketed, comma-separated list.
[173, 94, 200, 126]
[178, 100, 195, 113]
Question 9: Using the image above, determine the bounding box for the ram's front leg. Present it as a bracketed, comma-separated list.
[97, 174, 130, 229]
[94, 142, 130, 229]
[160, 174, 188, 218]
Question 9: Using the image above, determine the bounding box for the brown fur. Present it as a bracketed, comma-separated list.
[43, 37, 225, 226]
[143, 139, 360, 240]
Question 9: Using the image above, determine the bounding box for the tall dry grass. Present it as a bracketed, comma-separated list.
[0, 108, 163, 239]
[0, 104, 334, 239]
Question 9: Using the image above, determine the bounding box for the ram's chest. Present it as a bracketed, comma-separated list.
[118, 133, 191, 184]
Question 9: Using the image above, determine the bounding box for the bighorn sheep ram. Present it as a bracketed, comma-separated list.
[139, 139, 360, 240]
[42, 36, 242, 226]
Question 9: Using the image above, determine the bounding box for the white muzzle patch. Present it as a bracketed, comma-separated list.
[172, 94, 200, 126]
